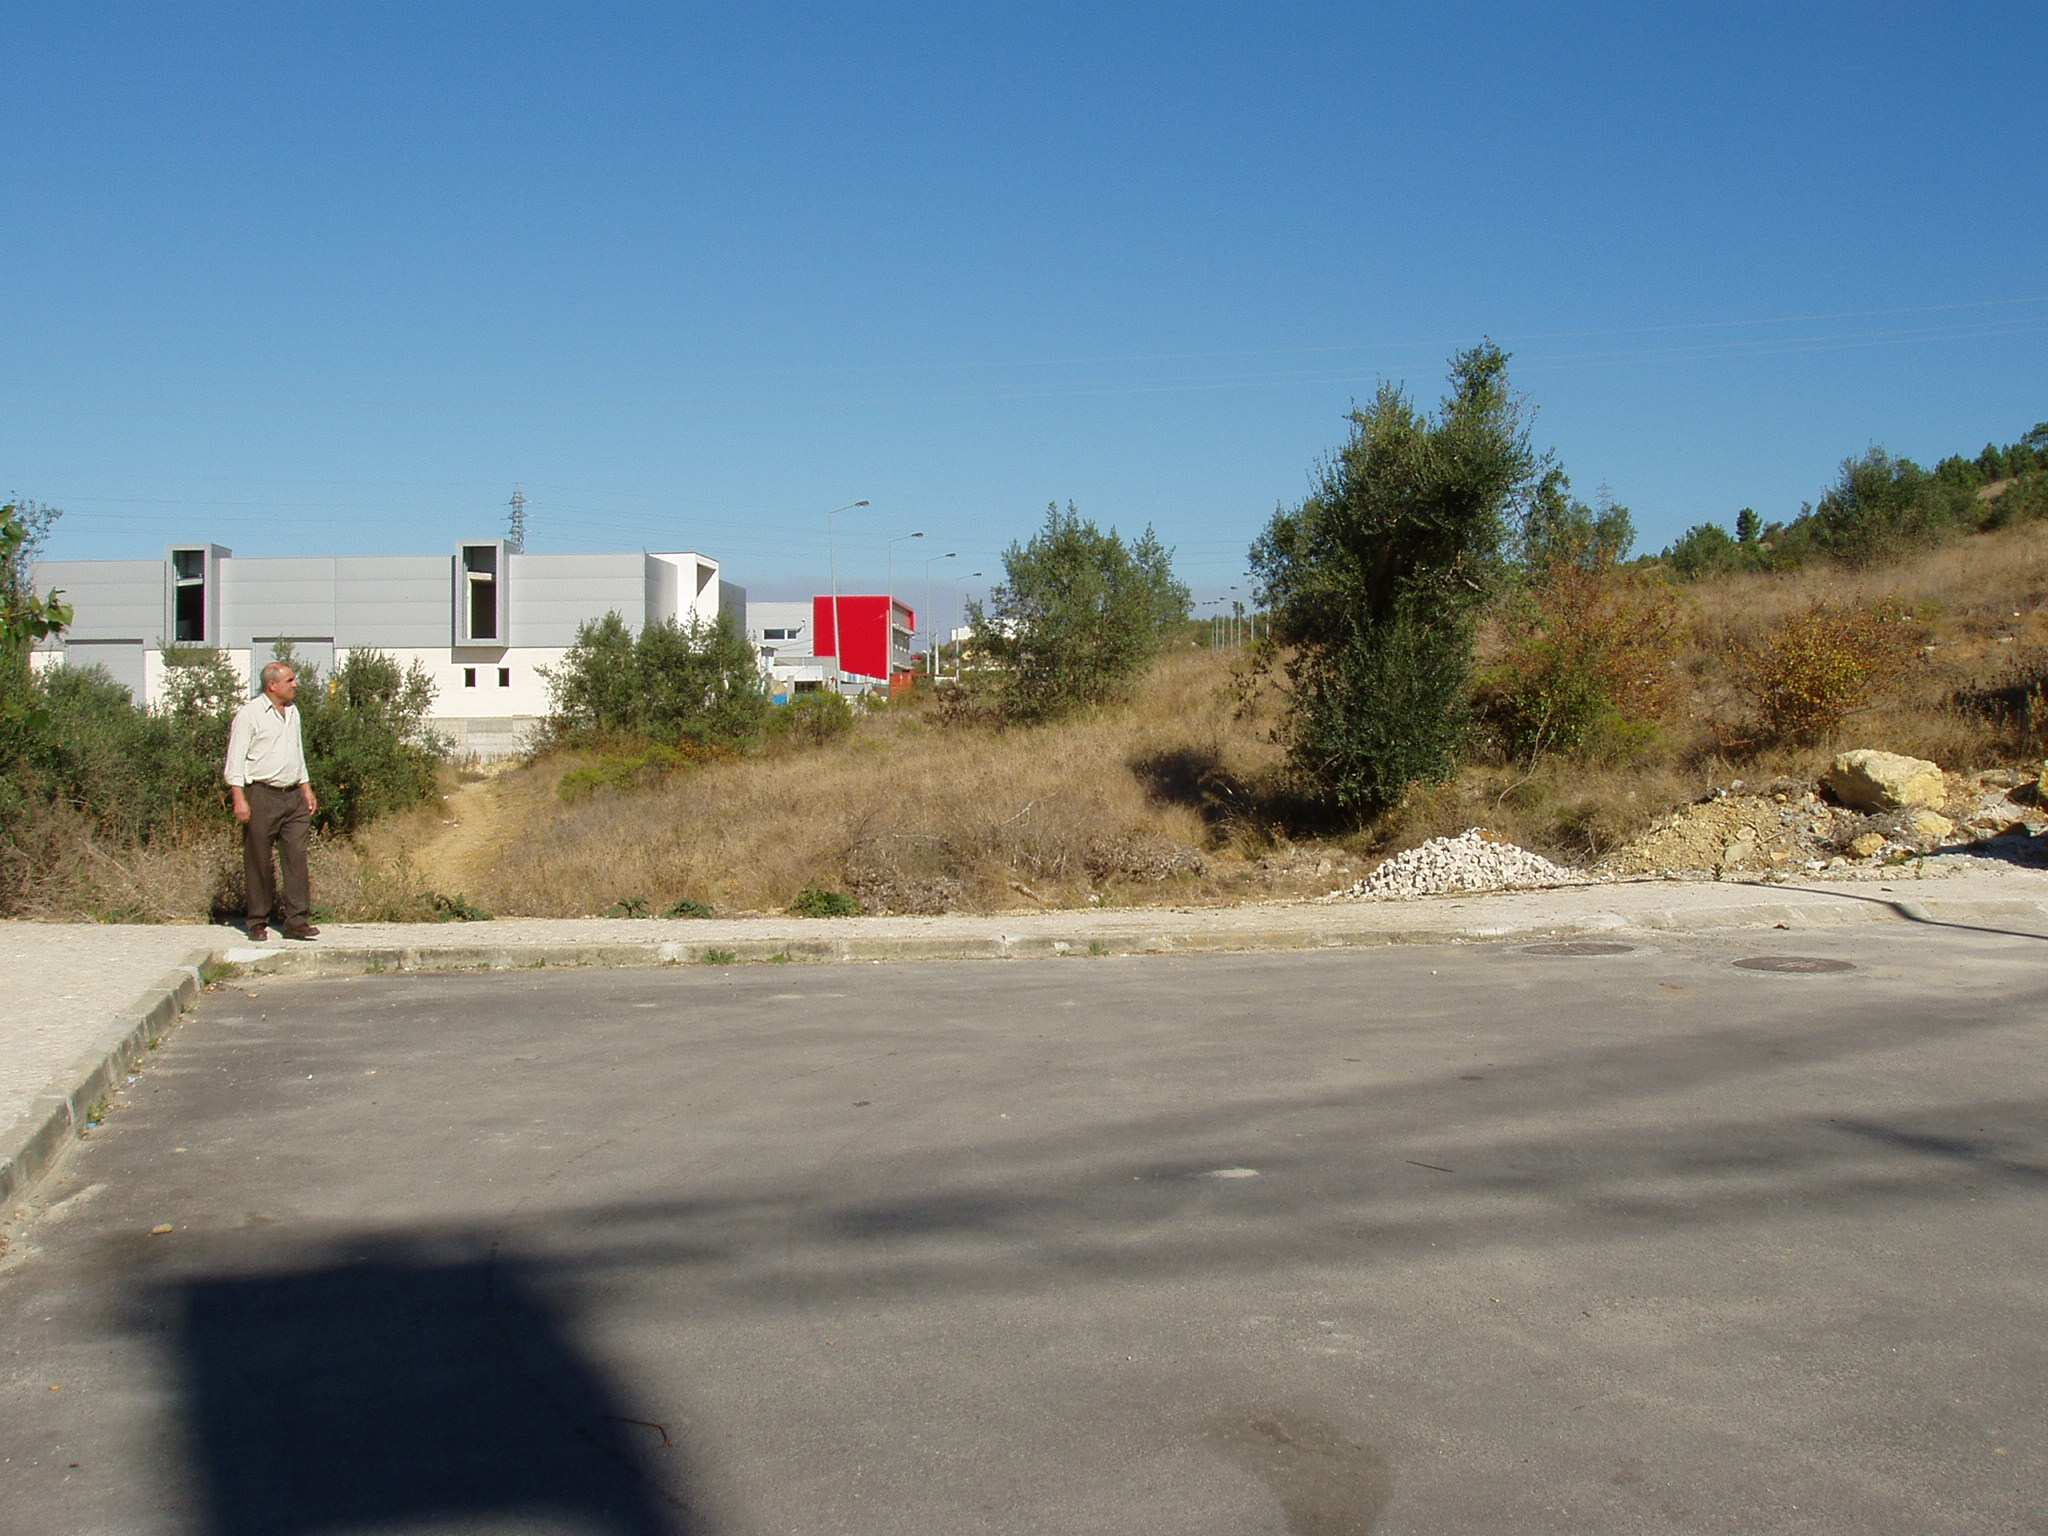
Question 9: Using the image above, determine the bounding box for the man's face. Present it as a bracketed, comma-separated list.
[267, 669, 299, 706]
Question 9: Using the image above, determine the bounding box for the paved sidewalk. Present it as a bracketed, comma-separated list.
[7, 870, 2048, 1208]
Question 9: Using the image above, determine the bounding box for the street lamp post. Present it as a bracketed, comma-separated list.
[827, 498, 871, 693]
[923, 551, 956, 680]
[885, 531, 924, 680]
[953, 571, 982, 683]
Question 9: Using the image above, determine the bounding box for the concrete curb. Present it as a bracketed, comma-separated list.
[0, 948, 221, 1207]
[214, 889, 2048, 979]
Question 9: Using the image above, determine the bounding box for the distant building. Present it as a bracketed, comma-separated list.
[746, 594, 914, 699]
[745, 601, 832, 697]
[30, 540, 745, 757]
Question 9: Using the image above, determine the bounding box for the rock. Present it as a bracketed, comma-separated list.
[1848, 832, 1888, 858]
[1824, 750, 1945, 812]
[2037, 760, 2048, 801]
[1902, 809, 1955, 848]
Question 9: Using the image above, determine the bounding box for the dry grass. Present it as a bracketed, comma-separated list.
[468, 649, 1308, 915]
[4, 777, 451, 924]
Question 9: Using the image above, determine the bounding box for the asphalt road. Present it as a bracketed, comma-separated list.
[3, 923, 2045, 1535]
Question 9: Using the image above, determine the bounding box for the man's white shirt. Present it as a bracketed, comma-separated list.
[224, 696, 309, 789]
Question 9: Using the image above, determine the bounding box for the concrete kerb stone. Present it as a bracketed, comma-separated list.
[0, 949, 218, 1207]
[199, 885, 2048, 983]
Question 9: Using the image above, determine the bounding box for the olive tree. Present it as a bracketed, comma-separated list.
[1250, 343, 1541, 813]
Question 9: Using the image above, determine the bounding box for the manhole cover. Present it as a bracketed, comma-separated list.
[1522, 941, 1635, 956]
[1733, 956, 1855, 974]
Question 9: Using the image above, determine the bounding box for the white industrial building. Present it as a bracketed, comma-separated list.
[30, 540, 745, 757]
[745, 601, 834, 697]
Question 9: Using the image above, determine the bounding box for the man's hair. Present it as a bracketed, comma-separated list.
[261, 661, 296, 690]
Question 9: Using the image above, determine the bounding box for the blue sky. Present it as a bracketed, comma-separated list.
[5, 1, 2041, 627]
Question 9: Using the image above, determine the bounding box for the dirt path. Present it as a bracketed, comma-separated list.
[413, 772, 523, 896]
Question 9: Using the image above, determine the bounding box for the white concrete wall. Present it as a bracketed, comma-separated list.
[356, 646, 567, 719]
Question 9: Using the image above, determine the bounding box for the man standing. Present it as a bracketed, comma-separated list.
[224, 661, 320, 941]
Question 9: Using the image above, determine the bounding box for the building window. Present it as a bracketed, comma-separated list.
[763, 627, 791, 640]
[460, 543, 501, 642]
[463, 667, 477, 688]
[498, 667, 510, 687]
[171, 548, 208, 641]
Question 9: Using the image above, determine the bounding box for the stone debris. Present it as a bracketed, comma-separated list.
[1327, 828, 1584, 901]
[1600, 762, 2046, 882]
[1320, 755, 2046, 903]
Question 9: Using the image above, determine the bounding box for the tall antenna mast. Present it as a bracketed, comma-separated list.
[506, 484, 527, 552]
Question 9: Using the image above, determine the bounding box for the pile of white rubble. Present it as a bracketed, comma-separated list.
[1327, 828, 1585, 901]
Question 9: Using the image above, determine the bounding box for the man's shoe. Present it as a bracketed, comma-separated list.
[282, 923, 321, 941]
[246, 924, 270, 943]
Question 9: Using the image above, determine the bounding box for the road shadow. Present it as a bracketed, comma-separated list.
[150, 1236, 701, 1536]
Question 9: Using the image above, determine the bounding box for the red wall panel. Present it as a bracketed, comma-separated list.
[811, 595, 914, 680]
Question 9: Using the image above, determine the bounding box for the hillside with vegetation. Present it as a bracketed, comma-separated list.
[3, 375, 2044, 923]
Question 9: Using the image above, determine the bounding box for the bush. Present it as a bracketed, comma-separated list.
[1480, 555, 1687, 761]
[1735, 600, 1919, 744]
[279, 646, 446, 834]
[765, 689, 855, 749]
[965, 502, 1190, 722]
[556, 741, 697, 802]
[541, 611, 768, 750]
[428, 891, 492, 922]
[1980, 472, 2048, 530]
[18, 649, 245, 845]
[1663, 521, 1744, 581]
[789, 884, 862, 918]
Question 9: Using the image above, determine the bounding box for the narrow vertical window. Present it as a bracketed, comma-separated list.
[464, 667, 477, 688]
[498, 667, 510, 687]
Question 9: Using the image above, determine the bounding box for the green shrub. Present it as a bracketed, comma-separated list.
[765, 690, 855, 749]
[965, 503, 1190, 722]
[557, 742, 693, 802]
[428, 891, 492, 922]
[606, 896, 651, 918]
[789, 885, 862, 918]
[275, 645, 445, 835]
[701, 947, 738, 965]
[664, 898, 715, 919]
[540, 610, 768, 750]
[1980, 472, 2048, 530]
[1663, 521, 1744, 580]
